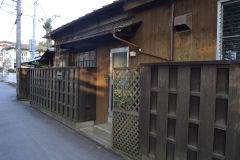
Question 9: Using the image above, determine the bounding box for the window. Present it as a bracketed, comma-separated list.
[58, 54, 67, 67]
[75, 50, 96, 67]
[217, 0, 240, 60]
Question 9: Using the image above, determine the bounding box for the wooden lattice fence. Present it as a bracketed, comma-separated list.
[112, 67, 141, 159]
[140, 61, 240, 160]
[29, 67, 96, 122]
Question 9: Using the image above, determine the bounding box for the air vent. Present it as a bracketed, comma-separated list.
[174, 13, 192, 32]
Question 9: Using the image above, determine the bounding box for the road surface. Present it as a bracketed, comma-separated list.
[0, 82, 122, 160]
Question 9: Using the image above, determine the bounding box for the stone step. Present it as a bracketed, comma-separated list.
[94, 123, 112, 134]
[80, 123, 112, 148]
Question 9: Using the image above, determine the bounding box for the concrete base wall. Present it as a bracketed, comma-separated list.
[0, 73, 16, 84]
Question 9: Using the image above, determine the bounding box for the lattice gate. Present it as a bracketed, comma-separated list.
[112, 67, 141, 159]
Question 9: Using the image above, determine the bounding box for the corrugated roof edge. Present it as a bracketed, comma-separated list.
[49, 0, 127, 37]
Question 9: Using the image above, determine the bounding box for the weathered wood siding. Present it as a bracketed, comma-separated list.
[52, 0, 219, 124]
[173, 0, 217, 61]
[53, 0, 219, 66]
[131, 2, 171, 64]
[95, 42, 127, 123]
[95, 44, 111, 124]
[129, 0, 218, 62]
[18, 68, 30, 100]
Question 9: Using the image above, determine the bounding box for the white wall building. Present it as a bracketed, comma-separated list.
[0, 41, 46, 71]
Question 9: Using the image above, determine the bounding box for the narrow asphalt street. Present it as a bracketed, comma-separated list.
[0, 82, 122, 160]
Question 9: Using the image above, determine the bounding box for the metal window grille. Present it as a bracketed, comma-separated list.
[222, 0, 240, 60]
[75, 51, 96, 67]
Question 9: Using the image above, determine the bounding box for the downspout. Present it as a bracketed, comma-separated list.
[170, 1, 175, 61]
[112, 29, 169, 61]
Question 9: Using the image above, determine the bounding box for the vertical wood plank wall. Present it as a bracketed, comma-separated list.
[29, 67, 97, 122]
[140, 62, 240, 160]
[18, 68, 30, 100]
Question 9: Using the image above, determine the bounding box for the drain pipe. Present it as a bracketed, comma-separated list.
[112, 30, 139, 48]
[112, 29, 169, 61]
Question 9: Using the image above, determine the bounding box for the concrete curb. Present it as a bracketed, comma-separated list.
[7, 82, 17, 88]
[0, 80, 17, 88]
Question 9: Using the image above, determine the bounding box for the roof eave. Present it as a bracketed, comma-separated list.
[50, 0, 127, 38]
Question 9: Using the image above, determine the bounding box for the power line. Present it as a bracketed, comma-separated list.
[0, 0, 5, 8]
[23, 0, 35, 12]
[0, 0, 18, 15]
[22, 14, 32, 17]
[1, 3, 16, 8]
[10, 20, 16, 32]
[7, 20, 16, 39]
[0, 7, 16, 15]
[38, 2, 47, 18]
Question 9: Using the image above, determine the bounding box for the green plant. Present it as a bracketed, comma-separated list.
[113, 79, 134, 108]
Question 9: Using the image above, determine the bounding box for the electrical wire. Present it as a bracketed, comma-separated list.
[9, 20, 16, 33]
[0, 0, 16, 15]
[21, 0, 39, 18]
[0, 0, 5, 8]
[38, 1, 47, 18]
[1, 3, 16, 8]
[0, 7, 16, 15]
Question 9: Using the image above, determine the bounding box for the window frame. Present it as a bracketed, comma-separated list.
[216, 0, 240, 60]
[75, 50, 96, 68]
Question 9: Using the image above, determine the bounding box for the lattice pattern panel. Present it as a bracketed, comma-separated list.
[113, 68, 140, 112]
[140, 63, 240, 160]
[29, 67, 96, 123]
[113, 112, 140, 159]
[113, 67, 141, 159]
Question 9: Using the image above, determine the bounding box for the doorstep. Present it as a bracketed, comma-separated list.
[80, 122, 112, 147]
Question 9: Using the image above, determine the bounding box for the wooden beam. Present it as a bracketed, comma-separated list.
[156, 66, 169, 160]
[139, 66, 151, 156]
[175, 66, 191, 160]
[198, 65, 216, 160]
[226, 64, 240, 160]
[123, 0, 155, 11]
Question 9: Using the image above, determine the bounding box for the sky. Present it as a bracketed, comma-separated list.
[0, 0, 115, 45]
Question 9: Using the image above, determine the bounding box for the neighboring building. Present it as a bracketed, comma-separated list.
[0, 41, 11, 69]
[0, 41, 46, 71]
[39, 48, 55, 67]
[48, 0, 240, 124]
[21, 48, 55, 68]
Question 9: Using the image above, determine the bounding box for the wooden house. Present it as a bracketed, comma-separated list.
[48, 0, 240, 124]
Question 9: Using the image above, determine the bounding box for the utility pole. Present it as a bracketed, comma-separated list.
[16, 0, 21, 68]
[32, 0, 37, 59]
[16, 0, 21, 99]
